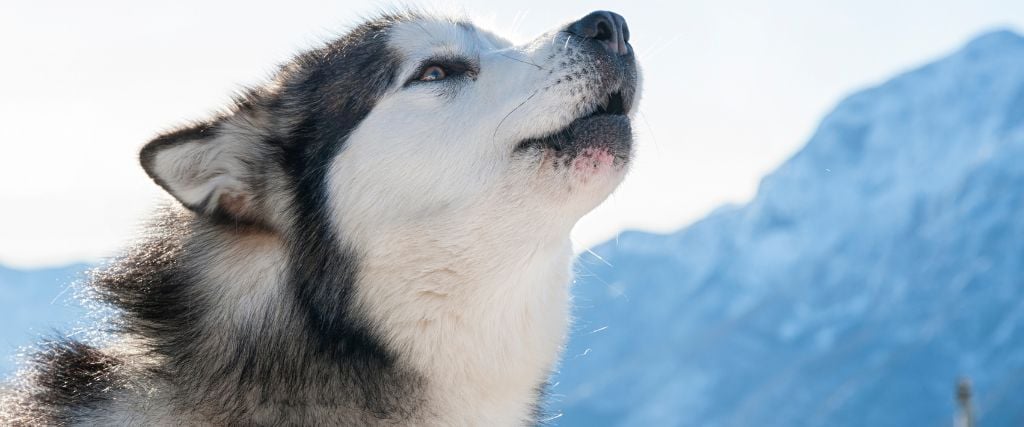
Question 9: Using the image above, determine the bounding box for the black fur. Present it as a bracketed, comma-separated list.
[18, 340, 124, 424]
[274, 13, 424, 418]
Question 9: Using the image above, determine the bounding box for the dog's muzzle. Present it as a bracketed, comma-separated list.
[523, 11, 637, 161]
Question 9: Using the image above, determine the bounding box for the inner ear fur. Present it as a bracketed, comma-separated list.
[140, 114, 273, 226]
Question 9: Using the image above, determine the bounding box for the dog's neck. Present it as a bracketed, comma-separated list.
[354, 217, 574, 424]
[180, 209, 574, 424]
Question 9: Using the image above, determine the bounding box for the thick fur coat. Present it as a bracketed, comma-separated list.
[0, 9, 639, 426]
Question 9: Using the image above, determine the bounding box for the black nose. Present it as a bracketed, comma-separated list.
[567, 11, 631, 56]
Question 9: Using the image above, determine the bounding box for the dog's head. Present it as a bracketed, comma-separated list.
[140, 10, 640, 245]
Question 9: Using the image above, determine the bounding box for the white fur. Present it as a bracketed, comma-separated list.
[326, 18, 635, 425]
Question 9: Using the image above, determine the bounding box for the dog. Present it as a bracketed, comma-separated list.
[1, 9, 639, 425]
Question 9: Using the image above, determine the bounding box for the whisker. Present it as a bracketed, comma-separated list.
[496, 52, 544, 70]
[585, 246, 613, 267]
[493, 88, 541, 139]
[639, 34, 682, 61]
[412, 21, 436, 39]
[639, 109, 662, 155]
[510, 9, 529, 35]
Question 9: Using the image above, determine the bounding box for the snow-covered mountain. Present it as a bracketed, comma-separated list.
[0, 264, 90, 374]
[550, 30, 1024, 426]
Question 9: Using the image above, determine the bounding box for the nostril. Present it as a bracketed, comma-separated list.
[594, 19, 613, 42]
[566, 11, 631, 56]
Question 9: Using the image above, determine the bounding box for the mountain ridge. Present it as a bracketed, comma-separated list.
[552, 29, 1024, 426]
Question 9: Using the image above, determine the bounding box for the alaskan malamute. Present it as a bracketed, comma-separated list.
[1, 9, 639, 425]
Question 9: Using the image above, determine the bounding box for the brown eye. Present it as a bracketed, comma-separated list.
[419, 65, 447, 81]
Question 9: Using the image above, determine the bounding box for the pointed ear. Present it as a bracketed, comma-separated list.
[140, 116, 270, 224]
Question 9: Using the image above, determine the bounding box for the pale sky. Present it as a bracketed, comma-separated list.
[1, 0, 1022, 268]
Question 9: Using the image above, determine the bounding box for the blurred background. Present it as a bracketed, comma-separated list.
[2, 1, 1023, 425]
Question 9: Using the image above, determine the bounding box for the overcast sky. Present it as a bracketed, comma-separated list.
[1, 0, 1022, 268]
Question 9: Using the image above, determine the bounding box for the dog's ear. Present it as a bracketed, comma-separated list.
[140, 110, 274, 224]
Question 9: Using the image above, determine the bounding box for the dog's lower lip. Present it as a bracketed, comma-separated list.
[514, 113, 631, 154]
[514, 88, 634, 154]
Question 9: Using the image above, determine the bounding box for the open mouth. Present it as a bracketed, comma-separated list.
[514, 88, 633, 155]
[589, 90, 627, 117]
